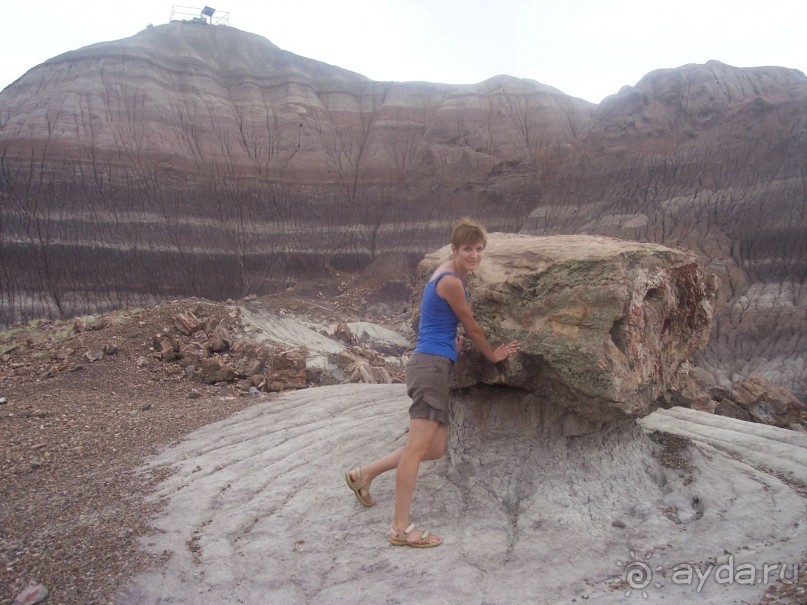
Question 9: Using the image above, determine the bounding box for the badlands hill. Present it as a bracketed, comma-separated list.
[0, 21, 805, 399]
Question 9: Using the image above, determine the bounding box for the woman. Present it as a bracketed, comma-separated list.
[345, 218, 520, 548]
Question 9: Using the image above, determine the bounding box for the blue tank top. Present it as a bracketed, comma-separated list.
[414, 272, 466, 361]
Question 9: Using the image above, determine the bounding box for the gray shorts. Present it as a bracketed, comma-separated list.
[405, 352, 453, 424]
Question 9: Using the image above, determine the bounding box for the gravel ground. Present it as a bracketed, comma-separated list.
[0, 267, 411, 605]
[0, 300, 269, 605]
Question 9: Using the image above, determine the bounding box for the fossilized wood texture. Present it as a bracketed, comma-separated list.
[416, 233, 716, 423]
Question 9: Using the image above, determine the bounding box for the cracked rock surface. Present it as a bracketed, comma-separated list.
[118, 384, 807, 605]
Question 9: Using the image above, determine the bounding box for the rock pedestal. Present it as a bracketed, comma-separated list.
[416, 234, 730, 547]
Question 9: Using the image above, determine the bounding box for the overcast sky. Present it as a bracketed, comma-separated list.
[2, 0, 805, 104]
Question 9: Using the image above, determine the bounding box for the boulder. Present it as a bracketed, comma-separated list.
[152, 334, 179, 362]
[345, 322, 411, 355]
[13, 583, 49, 605]
[332, 323, 357, 345]
[415, 233, 717, 424]
[178, 342, 209, 365]
[730, 375, 807, 430]
[266, 347, 308, 390]
[73, 316, 109, 333]
[210, 324, 232, 353]
[197, 358, 237, 384]
[666, 367, 806, 431]
[174, 311, 204, 336]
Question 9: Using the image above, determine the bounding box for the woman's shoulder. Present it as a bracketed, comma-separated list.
[432, 273, 466, 302]
[429, 270, 461, 285]
[429, 260, 459, 280]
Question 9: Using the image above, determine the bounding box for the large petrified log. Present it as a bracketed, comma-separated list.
[415, 233, 717, 427]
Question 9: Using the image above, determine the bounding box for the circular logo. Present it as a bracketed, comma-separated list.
[625, 561, 653, 590]
[616, 551, 663, 598]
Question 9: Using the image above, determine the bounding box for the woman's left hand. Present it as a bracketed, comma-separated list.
[492, 340, 520, 362]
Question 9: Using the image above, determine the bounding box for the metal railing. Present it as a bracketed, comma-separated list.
[170, 5, 230, 25]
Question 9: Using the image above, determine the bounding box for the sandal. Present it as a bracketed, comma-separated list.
[388, 523, 441, 548]
[344, 467, 376, 507]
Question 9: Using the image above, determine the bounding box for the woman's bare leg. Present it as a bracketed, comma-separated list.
[390, 418, 443, 544]
[348, 424, 447, 503]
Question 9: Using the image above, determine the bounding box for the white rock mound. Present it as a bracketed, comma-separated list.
[118, 384, 807, 605]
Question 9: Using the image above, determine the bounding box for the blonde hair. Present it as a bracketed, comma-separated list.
[451, 217, 488, 250]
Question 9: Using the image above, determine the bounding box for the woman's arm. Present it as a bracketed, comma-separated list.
[437, 275, 518, 363]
